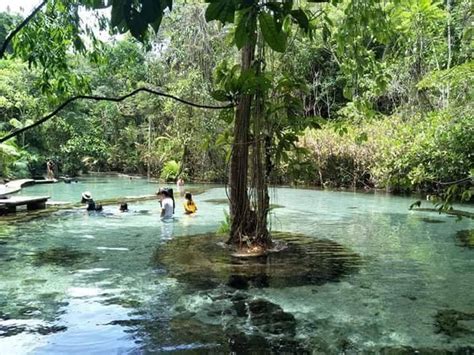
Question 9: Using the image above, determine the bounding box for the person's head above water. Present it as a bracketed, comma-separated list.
[185, 192, 193, 201]
[119, 202, 128, 212]
[81, 191, 92, 203]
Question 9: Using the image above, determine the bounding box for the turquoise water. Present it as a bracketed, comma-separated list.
[17, 175, 215, 203]
[1, 177, 473, 353]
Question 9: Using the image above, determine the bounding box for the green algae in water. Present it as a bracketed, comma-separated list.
[102, 296, 141, 309]
[434, 309, 474, 337]
[0, 324, 67, 338]
[455, 230, 474, 249]
[33, 247, 93, 267]
[152, 232, 362, 290]
[143, 232, 362, 351]
[125, 293, 309, 353]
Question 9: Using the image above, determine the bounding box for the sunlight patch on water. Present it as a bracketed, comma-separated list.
[75, 268, 110, 274]
[67, 287, 105, 298]
[78, 234, 95, 239]
[96, 247, 129, 251]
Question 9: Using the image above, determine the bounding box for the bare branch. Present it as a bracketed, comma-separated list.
[0, 87, 234, 143]
[0, 0, 48, 59]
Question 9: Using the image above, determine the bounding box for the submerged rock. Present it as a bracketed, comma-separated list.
[379, 345, 474, 354]
[152, 232, 361, 290]
[455, 230, 474, 249]
[102, 296, 141, 309]
[33, 247, 93, 267]
[168, 295, 308, 353]
[419, 217, 445, 224]
[434, 309, 474, 337]
[0, 323, 66, 337]
[246, 298, 297, 335]
[131, 233, 360, 352]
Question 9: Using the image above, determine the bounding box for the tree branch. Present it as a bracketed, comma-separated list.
[0, 0, 48, 59]
[0, 87, 234, 143]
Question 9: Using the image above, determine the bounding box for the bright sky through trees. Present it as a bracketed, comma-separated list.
[0, 0, 38, 14]
[0, 0, 117, 42]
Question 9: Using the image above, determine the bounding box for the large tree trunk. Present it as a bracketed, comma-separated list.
[253, 50, 271, 248]
[228, 42, 256, 244]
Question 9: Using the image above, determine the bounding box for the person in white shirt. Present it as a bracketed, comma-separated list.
[159, 188, 175, 219]
[177, 178, 185, 197]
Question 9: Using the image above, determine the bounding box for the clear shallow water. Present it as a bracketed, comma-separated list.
[1, 178, 473, 353]
[17, 175, 216, 203]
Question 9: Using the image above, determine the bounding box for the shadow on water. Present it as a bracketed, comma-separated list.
[418, 217, 446, 224]
[151, 232, 362, 291]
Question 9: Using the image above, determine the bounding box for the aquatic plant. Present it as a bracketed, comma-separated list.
[217, 210, 230, 235]
[33, 247, 92, 267]
[153, 232, 361, 290]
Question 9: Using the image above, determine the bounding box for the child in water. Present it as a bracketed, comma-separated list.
[183, 192, 197, 214]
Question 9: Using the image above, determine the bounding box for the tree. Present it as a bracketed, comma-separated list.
[1, 0, 412, 249]
[0, 11, 21, 54]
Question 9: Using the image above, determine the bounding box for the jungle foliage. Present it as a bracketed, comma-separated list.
[0, 0, 472, 202]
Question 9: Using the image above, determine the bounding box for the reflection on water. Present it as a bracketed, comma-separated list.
[0, 178, 473, 353]
[160, 219, 175, 240]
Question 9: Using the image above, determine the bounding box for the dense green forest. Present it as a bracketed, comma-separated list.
[0, 0, 472, 197]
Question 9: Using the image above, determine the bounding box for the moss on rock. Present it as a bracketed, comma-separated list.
[152, 232, 361, 290]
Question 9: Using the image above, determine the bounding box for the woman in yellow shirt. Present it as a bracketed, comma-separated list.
[183, 192, 197, 214]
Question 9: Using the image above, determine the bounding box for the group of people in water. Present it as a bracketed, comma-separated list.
[80, 178, 197, 219]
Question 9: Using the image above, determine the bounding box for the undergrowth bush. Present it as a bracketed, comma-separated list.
[301, 110, 473, 192]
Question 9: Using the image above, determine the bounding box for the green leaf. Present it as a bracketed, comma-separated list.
[210, 90, 230, 102]
[290, 9, 309, 31]
[355, 132, 368, 144]
[265, 2, 283, 13]
[258, 11, 287, 53]
[9, 118, 22, 129]
[343, 85, 353, 100]
[205, 0, 236, 24]
[234, 9, 254, 49]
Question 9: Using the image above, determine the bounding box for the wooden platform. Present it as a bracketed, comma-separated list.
[0, 178, 58, 198]
[0, 196, 50, 213]
[34, 179, 58, 184]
